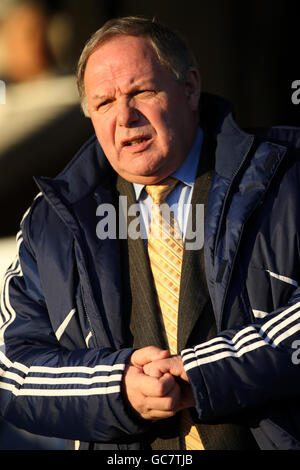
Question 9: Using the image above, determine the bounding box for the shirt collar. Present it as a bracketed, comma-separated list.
[133, 126, 203, 201]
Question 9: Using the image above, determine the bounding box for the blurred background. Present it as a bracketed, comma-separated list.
[0, 0, 299, 450]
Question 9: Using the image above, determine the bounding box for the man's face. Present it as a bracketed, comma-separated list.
[84, 35, 200, 184]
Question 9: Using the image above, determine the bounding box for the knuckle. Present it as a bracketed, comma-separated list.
[156, 382, 166, 396]
[165, 396, 176, 410]
[164, 410, 176, 418]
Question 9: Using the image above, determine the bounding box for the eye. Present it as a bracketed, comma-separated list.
[134, 89, 156, 98]
[97, 99, 113, 111]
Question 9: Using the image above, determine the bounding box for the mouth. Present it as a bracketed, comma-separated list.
[122, 135, 151, 147]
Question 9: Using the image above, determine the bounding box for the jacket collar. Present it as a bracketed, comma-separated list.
[35, 92, 299, 208]
[35, 134, 114, 206]
[33, 93, 234, 203]
[198, 93, 254, 180]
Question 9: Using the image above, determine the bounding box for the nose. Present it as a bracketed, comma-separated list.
[117, 97, 139, 127]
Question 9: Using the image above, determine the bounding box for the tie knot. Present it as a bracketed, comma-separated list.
[145, 177, 179, 204]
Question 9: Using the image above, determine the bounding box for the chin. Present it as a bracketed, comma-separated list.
[125, 171, 171, 185]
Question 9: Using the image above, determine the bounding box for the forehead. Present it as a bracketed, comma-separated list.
[84, 35, 166, 91]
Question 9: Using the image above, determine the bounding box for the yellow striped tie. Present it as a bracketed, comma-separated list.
[145, 177, 204, 450]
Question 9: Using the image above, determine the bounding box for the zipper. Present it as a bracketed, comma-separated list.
[80, 282, 98, 349]
[35, 178, 113, 350]
[73, 237, 100, 349]
[74, 240, 113, 350]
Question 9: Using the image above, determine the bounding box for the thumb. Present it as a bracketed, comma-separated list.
[131, 346, 170, 368]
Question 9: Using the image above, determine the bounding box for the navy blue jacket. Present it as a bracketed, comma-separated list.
[1, 94, 300, 450]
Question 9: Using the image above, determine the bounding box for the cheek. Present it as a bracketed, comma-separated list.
[149, 96, 181, 142]
[162, 103, 189, 148]
[155, 113, 177, 151]
[148, 106, 174, 143]
[92, 117, 116, 151]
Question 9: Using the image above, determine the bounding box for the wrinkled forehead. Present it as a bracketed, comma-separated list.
[84, 35, 169, 92]
[86, 35, 159, 68]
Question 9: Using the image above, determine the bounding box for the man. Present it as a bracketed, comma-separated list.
[0, 16, 300, 451]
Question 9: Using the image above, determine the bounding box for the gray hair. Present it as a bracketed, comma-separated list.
[77, 16, 198, 116]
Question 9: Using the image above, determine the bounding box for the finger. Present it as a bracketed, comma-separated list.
[151, 356, 186, 380]
[143, 359, 181, 380]
[158, 373, 178, 395]
[142, 380, 182, 420]
[143, 362, 163, 378]
[143, 409, 177, 420]
[134, 371, 175, 397]
[146, 388, 181, 413]
[131, 346, 170, 368]
[144, 358, 173, 377]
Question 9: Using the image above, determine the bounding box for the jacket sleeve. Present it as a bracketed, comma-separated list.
[181, 291, 300, 422]
[0, 226, 149, 442]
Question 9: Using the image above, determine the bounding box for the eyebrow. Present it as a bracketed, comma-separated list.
[91, 93, 113, 102]
[91, 77, 157, 101]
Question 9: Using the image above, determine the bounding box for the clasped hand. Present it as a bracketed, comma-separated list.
[123, 346, 195, 421]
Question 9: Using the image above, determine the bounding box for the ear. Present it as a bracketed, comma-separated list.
[184, 67, 201, 111]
